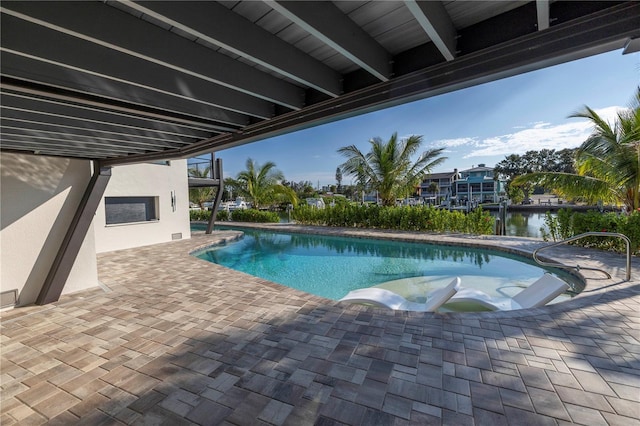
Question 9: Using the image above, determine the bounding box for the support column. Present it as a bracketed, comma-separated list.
[36, 163, 111, 305]
[206, 157, 224, 234]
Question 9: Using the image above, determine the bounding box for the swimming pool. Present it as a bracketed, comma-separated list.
[193, 227, 580, 308]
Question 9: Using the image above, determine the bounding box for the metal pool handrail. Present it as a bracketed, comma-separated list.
[533, 232, 631, 282]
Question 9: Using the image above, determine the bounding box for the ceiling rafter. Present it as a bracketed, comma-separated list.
[1, 2, 306, 110]
[2, 51, 255, 128]
[265, 0, 392, 81]
[623, 37, 640, 55]
[99, 1, 640, 167]
[536, 0, 550, 31]
[118, 0, 342, 98]
[1, 15, 273, 120]
[1, 144, 114, 159]
[0, 89, 221, 136]
[0, 120, 181, 148]
[0, 134, 150, 155]
[0, 118, 189, 149]
[1, 1, 638, 165]
[404, 0, 457, 61]
[1, 73, 244, 132]
[1, 106, 210, 143]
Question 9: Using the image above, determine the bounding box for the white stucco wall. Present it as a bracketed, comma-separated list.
[93, 160, 191, 253]
[0, 152, 98, 306]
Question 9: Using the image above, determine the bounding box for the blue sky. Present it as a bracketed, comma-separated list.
[210, 49, 639, 188]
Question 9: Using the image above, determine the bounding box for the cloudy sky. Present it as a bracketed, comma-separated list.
[209, 49, 639, 187]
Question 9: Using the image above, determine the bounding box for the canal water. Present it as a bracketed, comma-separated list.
[279, 210, 552, 238]
[491, 211, 549, 238]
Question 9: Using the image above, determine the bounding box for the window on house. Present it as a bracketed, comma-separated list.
[105, 196, 159, 225]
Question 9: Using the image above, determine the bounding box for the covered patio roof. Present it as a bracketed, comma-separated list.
[2, 1, 639, 165]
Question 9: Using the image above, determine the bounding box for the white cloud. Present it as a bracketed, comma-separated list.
[432, 137, 478, 148]
[590, 106, 626, 126]
[462, 106, 628, 158]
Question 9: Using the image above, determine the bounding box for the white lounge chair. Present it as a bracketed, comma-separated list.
[446, 273, 569, 311]
[339, 277, 461, 312]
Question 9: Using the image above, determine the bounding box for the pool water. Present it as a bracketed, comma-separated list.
[193, 228, 580, 305]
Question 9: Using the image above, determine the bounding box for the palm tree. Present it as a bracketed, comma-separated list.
[513, 88, 640, 211]
[338, 133, 447, 206]
[236, 158, 298, 209]
[426, 181, 440, 203]
[188, 166, 214, 210]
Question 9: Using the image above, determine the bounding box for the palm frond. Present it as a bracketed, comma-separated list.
[336, 132, 446, 205]
[188, 166, 211, 178]
[512, 172, 620, 204]
[235, 158, 294, 209]
[571, 106, 617, 143]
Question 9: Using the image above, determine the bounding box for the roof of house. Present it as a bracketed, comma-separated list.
[462, 166, 494, 173]
[423, 171, 458, 181]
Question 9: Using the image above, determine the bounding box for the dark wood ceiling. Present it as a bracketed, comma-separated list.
[1, 1, 638, 166]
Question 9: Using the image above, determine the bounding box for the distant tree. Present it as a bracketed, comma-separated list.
[514, 88, 639, 210]
[188, 166, 214, 209]
[236, 158, 298, 209]
[552, 148, 577, 173]
[507, 185, 525, 205]
[495, 148, 578, 199]
[335, 167, 343, 193]
[223, 177, 242, 201]
[353, 164, 368, 203]
[494, 153, 525, 179]
[427, 182, 440, 201]
[285, 180, 316, 199]
[338, 133, 447, 206]
[495, 149, 577, 180]
[427, 182, 439, 195]
[342, 185, 355, 200]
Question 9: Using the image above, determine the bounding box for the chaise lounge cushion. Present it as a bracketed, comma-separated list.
[446, 273, 569, 311]
[339, 277, 461, 312]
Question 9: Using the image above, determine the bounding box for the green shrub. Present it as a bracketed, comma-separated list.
[216, 210, 229, 222]
[190, 208, 278, 223]
[189, 209, 210, 221]
[619, 212, 640, 254]
[189, 209, 228, 222]
[292, 204, 495, 235]
[465, 208, 495, 235]
[291, 204, 325, 225]
[540, 208, 573, 242]
[541, 208, 639, 254]
[231, 209, 280, 223]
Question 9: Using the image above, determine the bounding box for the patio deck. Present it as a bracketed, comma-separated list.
[1, 225, 639, 425]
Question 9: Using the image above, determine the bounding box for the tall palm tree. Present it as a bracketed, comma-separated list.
[236, 158, 298, 209]
[513, 88, 640, 210]
[338, 133, 447, 206]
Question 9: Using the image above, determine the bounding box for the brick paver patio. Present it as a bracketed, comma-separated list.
[1, 225, 638, 425]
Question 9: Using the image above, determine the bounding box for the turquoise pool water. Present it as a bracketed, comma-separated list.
[193, 227, 580, 304]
